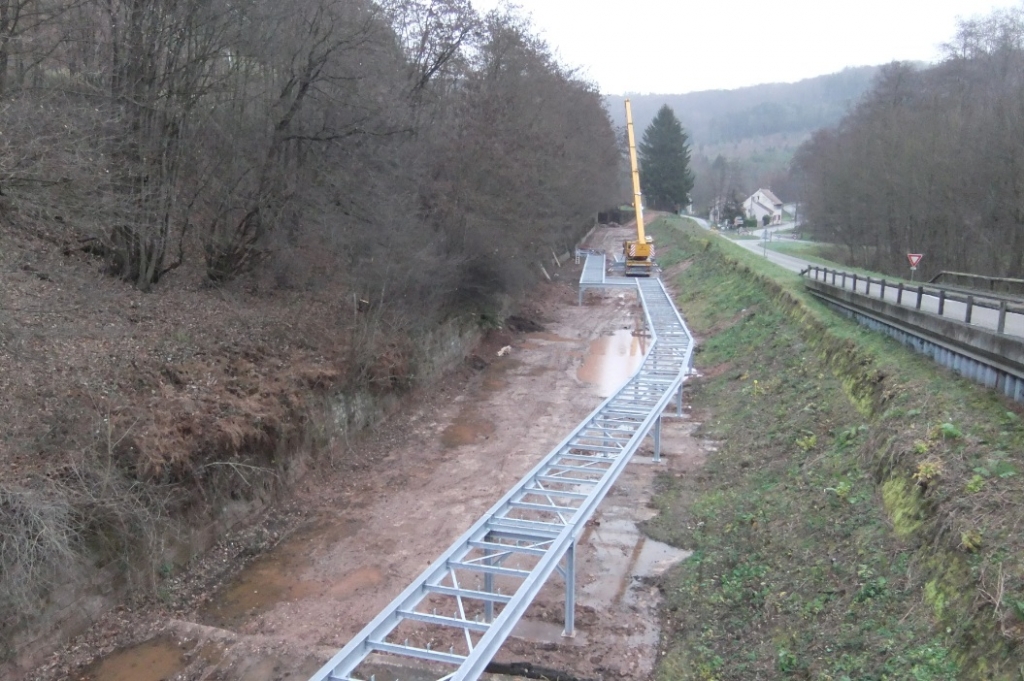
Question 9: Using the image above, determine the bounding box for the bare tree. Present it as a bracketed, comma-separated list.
[384, 0, 478, 94]
[795, 7, 1024, 278]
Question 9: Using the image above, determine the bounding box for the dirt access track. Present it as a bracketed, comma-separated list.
[29, 225, 705, 681]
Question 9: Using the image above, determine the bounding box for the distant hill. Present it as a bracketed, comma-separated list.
[605, 66, 880, 147]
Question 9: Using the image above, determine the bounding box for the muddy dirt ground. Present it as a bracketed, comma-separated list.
[27, 225, 706, 681]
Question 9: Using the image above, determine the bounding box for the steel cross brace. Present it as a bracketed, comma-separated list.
[307, 277, 695, 681]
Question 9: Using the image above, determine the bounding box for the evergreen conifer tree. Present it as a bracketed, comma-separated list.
[638, 105, 695, 211]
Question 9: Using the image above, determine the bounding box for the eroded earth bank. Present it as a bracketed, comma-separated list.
[28, 225, 705, 681]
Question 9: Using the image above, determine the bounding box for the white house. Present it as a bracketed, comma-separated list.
[743, 188, 784, 225]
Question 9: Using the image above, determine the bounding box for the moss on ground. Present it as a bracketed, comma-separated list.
[645, 217, 1024, 680]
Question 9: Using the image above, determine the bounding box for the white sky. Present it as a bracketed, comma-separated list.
[470, 0, 1012, 94]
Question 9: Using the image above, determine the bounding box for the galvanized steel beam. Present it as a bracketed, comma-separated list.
[308, 277, 694, 681]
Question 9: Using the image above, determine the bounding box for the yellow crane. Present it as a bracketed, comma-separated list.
[623, 99, 654, 276]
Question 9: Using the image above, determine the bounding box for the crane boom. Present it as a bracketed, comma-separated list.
[625, 99, 646, 244]
[622, 99, 654, 276]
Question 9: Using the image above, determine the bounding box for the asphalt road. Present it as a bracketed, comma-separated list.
[687, 219, 1024, 340]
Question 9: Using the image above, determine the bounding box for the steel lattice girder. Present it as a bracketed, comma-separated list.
[308, 277, 694, 681]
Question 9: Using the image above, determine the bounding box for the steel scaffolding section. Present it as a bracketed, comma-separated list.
[308, 277, 694, 681]
[578, 252, 634, 304]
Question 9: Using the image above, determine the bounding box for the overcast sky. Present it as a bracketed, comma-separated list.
[470, 0, 1012, 94]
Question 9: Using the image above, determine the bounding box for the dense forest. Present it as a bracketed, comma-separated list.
[0, 0, 621, 657]
[0, 0, 620, 306]
[795, 7, 1024, 279]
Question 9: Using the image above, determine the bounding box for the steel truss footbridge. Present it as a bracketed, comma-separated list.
[309, 268, 695, 681]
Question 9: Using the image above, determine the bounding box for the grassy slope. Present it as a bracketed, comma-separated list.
[646, 217, 1024, 680]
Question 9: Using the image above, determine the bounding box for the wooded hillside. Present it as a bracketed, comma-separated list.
[606, 66, 878, 147]
[795, 7, 1024, 279]
[0, 0, 620, 302]
[0, 0, 621, 659]
[606, 67, 879, 213]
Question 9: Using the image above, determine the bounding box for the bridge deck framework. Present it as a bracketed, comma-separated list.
[308, 261, 693, 681]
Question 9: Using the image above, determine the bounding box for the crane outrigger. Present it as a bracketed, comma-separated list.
[623, 99, 654, 276]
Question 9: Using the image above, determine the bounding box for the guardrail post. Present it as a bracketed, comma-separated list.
[998, 301, 1007, 334]
[562, 541, 576, 638]
[938, 290, 946, 316]
[813, 266, 819, 280]
[852, 273, 858, 292]
[831, 269, 837, 285]
[842, 272, 847, 288]
[676, 383, 684, 417]
[866, 277, 871, 296]
[897, 282, 904, 304]
[880, 279, 886, 299]
[965, 296, 974, 324]
[916, 286, 924, 310]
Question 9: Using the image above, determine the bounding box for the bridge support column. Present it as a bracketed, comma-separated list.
[484, 552, 495, 623]
[562, 541, 576, 638]
[652, 416, 662, 462]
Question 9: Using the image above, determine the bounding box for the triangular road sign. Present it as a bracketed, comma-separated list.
[907, 253, 923, 268]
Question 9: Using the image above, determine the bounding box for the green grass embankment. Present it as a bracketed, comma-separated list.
[646, 217, 1024, 680]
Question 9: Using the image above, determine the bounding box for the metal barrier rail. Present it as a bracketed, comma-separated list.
[808, 287, 1024, 403]
[802, 266, 1024, 338]
[308, 277, 694, 681]
[929, 270, 1024, 296]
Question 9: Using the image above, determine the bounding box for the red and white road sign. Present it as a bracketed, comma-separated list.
[907, 253, 923, 268]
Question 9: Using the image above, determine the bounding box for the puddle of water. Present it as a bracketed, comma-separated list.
[201, 519, 360, 628]
[577, 329, 646, 397]
[583, 520, 690, 609]
[204, 556, 323, 627]
[633, 538, 691, 578]
[81, 636, 189, 681]
[440, 414, 496, 448]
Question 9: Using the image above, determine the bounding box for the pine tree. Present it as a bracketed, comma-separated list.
[638, 105, 695, 211]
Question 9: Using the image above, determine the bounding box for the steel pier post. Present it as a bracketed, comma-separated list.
[653, 416, 662, 462]
[562, 541, 576, 638]
[484, 552, 495, 623]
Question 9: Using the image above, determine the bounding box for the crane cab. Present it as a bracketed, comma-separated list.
[623, 235, 654, 276]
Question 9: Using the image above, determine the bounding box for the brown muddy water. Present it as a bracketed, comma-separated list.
[576, 328, 646, 397]
[440, 358, 509, 448]
[200, 518, 363, 629]
[79, 636, 189, 681]
[440, 415, 496, 448]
